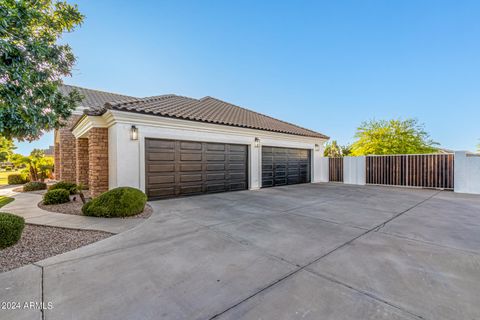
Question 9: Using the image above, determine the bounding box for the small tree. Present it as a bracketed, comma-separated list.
[0, 136, 15, 162]
[0, 0, 84, 141]
[350, 119, 439, 156]
[324, 140, 351, 157]
[12, 150, 53, 182]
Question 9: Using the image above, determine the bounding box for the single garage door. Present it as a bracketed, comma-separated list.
[262, 146, 311, 187]
[145, 138, 248, 200]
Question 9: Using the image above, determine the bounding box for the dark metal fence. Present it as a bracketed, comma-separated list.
[365, 154, 454, 189]
[329, 157, 344, 182]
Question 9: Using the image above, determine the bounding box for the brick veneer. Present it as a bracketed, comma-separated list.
[88, 128, 109, 197]
[55, 115, 81, 182]
[75, 138, 89, 187]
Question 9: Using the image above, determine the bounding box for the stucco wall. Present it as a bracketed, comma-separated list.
[454, 151, 480, 194]
[343, 156, 366, 185]
[106, 114, 326, 192]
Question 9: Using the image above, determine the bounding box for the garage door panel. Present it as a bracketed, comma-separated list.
[148, 187, 176, 198]
[180, 164, 202, 172]
[180, 142, 202, 150]
[230, 145, 247, 152]
[229, 164, 246, 171]
[262, 146, 310, 188]
[180, 185, 203, 195]
[148, 152, 174, 161]
[206, 143, 225, 151]
[230, 172, 246, 180]
[180, 174, 203, 182]
[207, 173, 225, 181]
[149, 164, 175, 172]
[206, 184, 227, 193]
[147, 140, 175, 149]
[181, 153, 202, 161]
[206, 154, 225, 161]
[207, 164, 225, 171]
[146, 138, 248, 200]
[148, 175, 175, 184]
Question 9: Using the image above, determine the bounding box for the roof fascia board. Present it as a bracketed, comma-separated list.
[106, 110, 328, 144]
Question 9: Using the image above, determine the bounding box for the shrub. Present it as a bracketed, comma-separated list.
[0, 213, 25, 249]
[49, 181, 77, 195]
[82, 187, 147, 218]
[23, 181, 47, 192]
[7, 174, 29, 185]
[43, 189, 70, 205]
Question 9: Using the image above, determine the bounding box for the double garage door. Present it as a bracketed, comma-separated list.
[145, 138, 311, 200]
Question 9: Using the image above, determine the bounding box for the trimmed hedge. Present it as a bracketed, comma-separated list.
[43, 189, 70, 205]
[82, 187, 147, 218]
[0, 213, 25, 249]
[23, 181, 47, 192]
[49, 181, 77, 195]
[7, 174, 29, 185]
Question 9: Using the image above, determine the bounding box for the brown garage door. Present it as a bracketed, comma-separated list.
[145, 138, 248, 200]
[262, 146, 311, 187]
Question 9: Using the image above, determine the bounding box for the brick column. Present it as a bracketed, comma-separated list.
[76, 138, 89, 187]
[88, 128, 109, 197]
[57, 116, 81, 183]
[54, 139, 61, 180]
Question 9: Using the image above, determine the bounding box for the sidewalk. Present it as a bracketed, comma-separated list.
[0, 186, 144, 234]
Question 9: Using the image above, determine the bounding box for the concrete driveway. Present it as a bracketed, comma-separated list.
[1, 183, 479, 320]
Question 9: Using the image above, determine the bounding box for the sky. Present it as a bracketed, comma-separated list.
[16, 0, 480, 155]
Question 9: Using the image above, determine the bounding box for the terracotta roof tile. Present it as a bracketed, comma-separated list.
[64, 85, 328, 139]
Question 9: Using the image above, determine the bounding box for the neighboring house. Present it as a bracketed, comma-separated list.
[55, 85, 329, 199]
[42, 145, 55, 156]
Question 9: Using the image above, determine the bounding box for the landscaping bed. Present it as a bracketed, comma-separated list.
[0, 224, 112, 273]
[38, 199, 153, 219]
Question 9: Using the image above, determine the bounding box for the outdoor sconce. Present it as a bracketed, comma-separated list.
[315, 144, 320, 151]
[254, 137, 260, 148]
[130, 125, 138, 140]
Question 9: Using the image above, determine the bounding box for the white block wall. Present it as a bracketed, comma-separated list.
[454, 151, 480, 194]
[319, 157, 329, 182]
[343, 156, 366, 185]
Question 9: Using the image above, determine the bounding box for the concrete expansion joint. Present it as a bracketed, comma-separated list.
[40, 228, 203, 268]
[209, 192, 442, 320]
[32, 263, 45, 320]
[304, 270, 426, 320]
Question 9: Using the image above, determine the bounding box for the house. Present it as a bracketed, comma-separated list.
[42, 145, 55, 156]
[55, 85, 329, 199]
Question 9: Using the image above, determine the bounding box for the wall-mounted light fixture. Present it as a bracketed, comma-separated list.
[315, 144, 320, 152]
[130, 125, 138, 140]
[254, 137, 260, 148]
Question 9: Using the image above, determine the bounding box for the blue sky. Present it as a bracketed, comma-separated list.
[16, 0, 479, 155]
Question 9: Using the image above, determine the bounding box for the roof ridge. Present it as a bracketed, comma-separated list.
[200, 96, 325, 137]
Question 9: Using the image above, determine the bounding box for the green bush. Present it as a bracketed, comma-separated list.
[49, 181, 77, 195]
[82, 187, 147, 217]
[0, 213, 25, 249]
[43, 189, 70, 205]
[7, 174, 29, 185]
[23, 181, 47, 192]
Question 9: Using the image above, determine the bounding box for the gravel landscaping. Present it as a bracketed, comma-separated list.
[38, 199, 153, 219]
[0, 224, 112, 272]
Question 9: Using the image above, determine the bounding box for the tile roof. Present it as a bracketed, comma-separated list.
[64, 85, 328, 139]
[59, 85, 136, 109]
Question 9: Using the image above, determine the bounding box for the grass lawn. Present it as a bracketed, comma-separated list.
[0, 196, 14, 208]
[0, 171, 21, 186]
